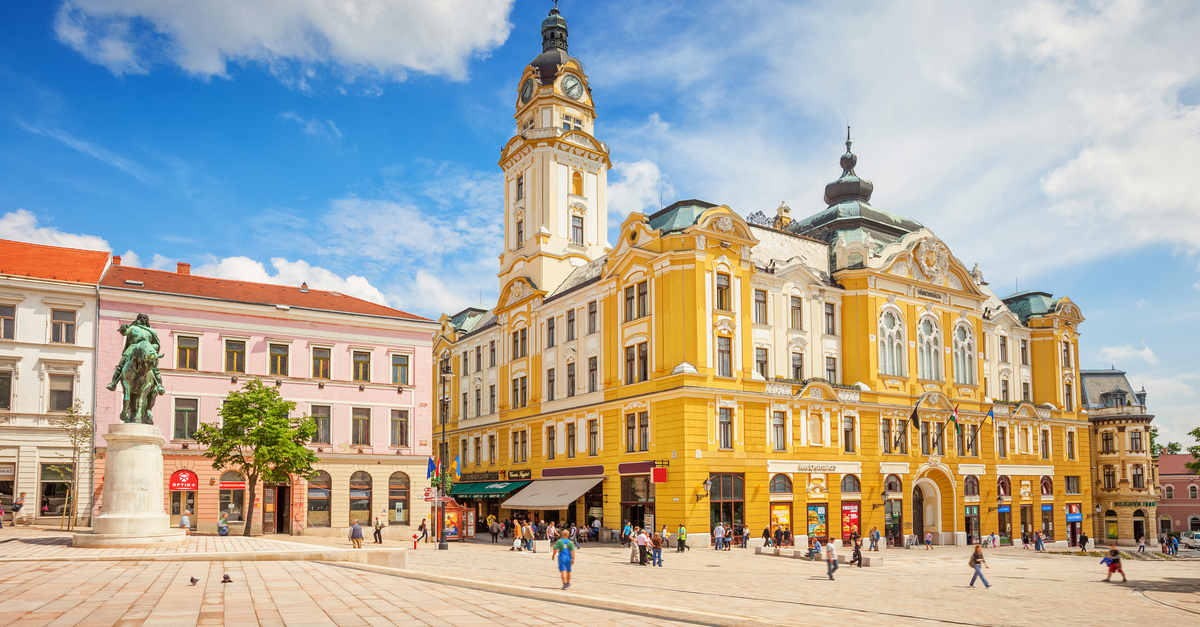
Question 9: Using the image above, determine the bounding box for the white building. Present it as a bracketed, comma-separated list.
[0, 239, 109, 525]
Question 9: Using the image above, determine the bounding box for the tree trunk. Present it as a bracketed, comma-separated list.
[244, 473, 257, 537]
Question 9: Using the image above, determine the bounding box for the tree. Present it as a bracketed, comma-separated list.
[1148, 426, 1182, 457]
[193, 379, 319, 536]
[1187, 427, 1200, 474]
[1164, 442, 1182, 455]
[47, 398, 91, 531]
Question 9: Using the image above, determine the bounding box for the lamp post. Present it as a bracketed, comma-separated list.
[438, 359, 451, 551]
[696, 478, 712, 502]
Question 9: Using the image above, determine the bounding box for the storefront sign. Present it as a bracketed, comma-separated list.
[220, 480, 246, 489]
[807, 504, 827, 539]
[998, 506, 1010, 513]
[502, 469, 532, 480]
[1065, 513, 1083, 522]
[1113, 501, 1156, 507]
[916, 288, 944, 300]
[0, 463, 14, 478]
[650, 467, 668, 483]
[796, 464, 838, 472]
[543, 465, 605, 478]
[460, 472, 499, 482]
[618, 461, 655, 475]
[1041, 504, 1052, 511]
[771, 503, 791, 530]
[170, 469, 198, 491]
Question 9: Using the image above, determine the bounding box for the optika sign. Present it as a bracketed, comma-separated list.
[169, 469, 199, 491]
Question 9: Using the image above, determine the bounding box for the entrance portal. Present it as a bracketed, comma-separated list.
[170, 491, 196, 529]
[912, 486, 925, 541]
[276, 486, 290, 534]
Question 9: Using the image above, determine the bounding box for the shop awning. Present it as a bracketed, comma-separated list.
[500, 477, 604, 510]
[449, 480, 530, 498]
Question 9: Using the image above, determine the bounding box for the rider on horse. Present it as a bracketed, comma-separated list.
[106, 313, 166, 396]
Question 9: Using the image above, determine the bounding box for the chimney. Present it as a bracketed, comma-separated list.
[112, 255, 121, 266]
[300, 282, 309, 293]
[176, 262, 191, 275]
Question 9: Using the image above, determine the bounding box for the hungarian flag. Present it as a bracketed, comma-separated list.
[950, 405, 961, 435]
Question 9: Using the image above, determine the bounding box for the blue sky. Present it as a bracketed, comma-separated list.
[1, 0, 1198, 443]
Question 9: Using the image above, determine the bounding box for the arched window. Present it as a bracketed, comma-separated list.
[917, 317, 942, 380]
[571, 170, 584, 196]
[885, 474, 902, 493]
[878, 310, 905, 376]
[1133, 509, 1145, 518]
[1191, 515, 1200, 531]
[1104, 510, 1117, 518]
[1191, 485, 1198, 499]
[307, 470, 332, 527]
[388, 472, 410, 525]
[219, 471, 245, 522]
[1041, 476, 1053, 496]
[349, 471, 372, 525]
[952, 323, 976, 384]
[1165, 485, 1174, 499]
[769, 473, 792, 494]
[997, 475, 1011, 497]
[964, 475, 979, 496]
[840, 474, 861, 493]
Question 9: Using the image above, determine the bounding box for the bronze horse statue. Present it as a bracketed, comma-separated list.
[106, 313, 167, 424]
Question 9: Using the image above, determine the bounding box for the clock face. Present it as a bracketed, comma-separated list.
[520, 78, 534, 104]
[562, 74, 584, 100]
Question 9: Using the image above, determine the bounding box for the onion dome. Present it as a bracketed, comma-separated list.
[530, 7, 578, 85]
[823, 127, 875, 205]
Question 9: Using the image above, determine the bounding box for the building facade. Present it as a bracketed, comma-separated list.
[1079, 369, 1160, 545]
[94, 259, 437, 536]
[0, 239, 109, 526]
[1157, 454, 1199, 534]
[431, 7, 1097, 549]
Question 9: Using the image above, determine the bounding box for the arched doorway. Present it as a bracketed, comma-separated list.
[912, 485, 925, 542]
[1132, 509, 1146, 542]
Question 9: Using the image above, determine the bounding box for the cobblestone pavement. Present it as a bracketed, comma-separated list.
[0, 527, 330, 560]
[0, 559, 688, 627]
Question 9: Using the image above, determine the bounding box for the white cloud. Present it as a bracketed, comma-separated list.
[279, 112, 343, 141]
[608, 159, 675, 221]
[0, 209, 110, 251]
[1097, 342, 1158, 365]
[15, 120, 154, 184]
[1119, 372, 1198, 444]
[55, 0, 516, 86]
[118, 250, 140, 267]
[192, 256, 388, 306]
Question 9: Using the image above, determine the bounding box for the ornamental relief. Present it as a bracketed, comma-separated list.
[713, 216, 734, 233]
[506, 280, 531, 306]
[915, 237, 951, 285]
[890, 260, 909, 277]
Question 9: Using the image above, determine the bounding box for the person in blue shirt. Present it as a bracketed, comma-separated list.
[552, 531, 578, 589]
[622, 522, 633, 547]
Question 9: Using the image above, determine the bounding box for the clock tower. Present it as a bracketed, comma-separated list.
[497, 6, 611, 296]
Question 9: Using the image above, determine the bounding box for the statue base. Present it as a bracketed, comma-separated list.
[73, 423, 187, 548]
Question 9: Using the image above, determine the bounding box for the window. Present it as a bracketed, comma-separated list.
[547, 368, 556, 401]
[841, 474, 860, 493]
[1020, 339, 1029, 365]
[51, 310, 75, 344]
[489, 340, 496, 367]
[1041, 476, 1053, 496]
[1130, 430, 1144, 452]
[311, 405, 331, 444]
[716, 273, 731, 311]
[392, 354, 410, 385]
[1022, 382, 1030, 401]
[388, 473, 410, 525]
[1132, 466, 1145, 489]
[219, 471, 245, 522]
[917, 318, 941, 380]
[489, 435, 496, 463]
[475, 347, 482, 372]
[770, 473, 793, 493]
[461, 392, 467, 417]
[1101, 431, 1115, 453]
[637, 281, 649, 318]
[566, 310, 576, 341]
[625, 414, 636, 452]
[997, 425, 1008, 457]
[567, 423, 576, 458]
[716, 336, 732, 377]
[588, 419, 599, 456]
[0, 304, 13, 339]
[1062, 341, 1072, 367]
[547, 317, 556, 348]
[0, 371, 10, 410]
[997, 475, 1011, 497]
[269, 344, 289, 376]
[885, 474, 902, 493]
[1040, 430, 1050, 459]
[881, 419, 892, 454]
[998, 336, 1008, 363]
[897, 420, 908, 454]
[349, 471, 372, 525]
[48, 374, 73, 411]
[1001, 379, 1010, 402]
[571, 215, 584, 245]
[563, 115, 583, 131]
[587, 301, 597, 334]
[825, 356, 836, 382]
[351, 408, 370, 446]
[921, 421, 931, 456]
[1164, 485, 1174, 499]
[312, 348, 330, 379]
[965, 424, 978, 456]
[511, 376, 528, 408]
[547, 425, 556, 460]
[516, 219, 524, 247]
[843, 415, 855, 453]
[1064, 382, 1073, 411]
[755, 348, 768, 378]
[625, 345, 635, 385]
[1065, 476, 1080, 495]
[753, 289, 767, 323]
[518, 329, 528, 357]
[952, 324, 975, 384]
[307, 470, 331, 527]
[516, 174, 524, 200]
[1103, 467, 1116, 489]
[475, 388, 482, 415]
[588, 356, 598, 392]
[225, 340, 246, 373]
[1066, 430, 1075, 460]
[173, 398, 198, 440]
[639, 412, 650, 452]
[489, 385, 496, 414]
[878, 310, 904, 376]
[1191, 485, 1198, 499]
[177, 337, 198, 370]
[390, 410, 409, 447]
[790, 296, 803, 330]
[824, 303, 836, 335]
[353, 351, 371, 382]
[462, 351, 469, 373]
[772, 412, 786, 451]
[624, 286, 635, 322]
[791, 352, 804, 379]
[519, 429, 528, 462]
[718, 408, 733, 449]
[964, 475, 980, 496]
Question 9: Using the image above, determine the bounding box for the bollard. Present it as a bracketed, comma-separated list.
[413, 533, 419, 549]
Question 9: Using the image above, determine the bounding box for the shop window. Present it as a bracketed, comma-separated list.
[39, 463, 74, 518]
[709, 474, 745, 533]
[840, 474, 860, 493]
[390, 410, 409, 447]
[177, 336, 198, 370]
[769, 473, 792, 493]
[48, 374, 74, 411]
[173, 398, 198, 440]
[269, 344, 289, 376]
[392, 354, 409, 385]
[307, 470, 331, 527]
[225, 340, 245, 373]
[349, 471, 372, 525]
[312, 347, 331, 379]
[388, 472, 409, 525]
[219, 471, 245, 522]
[311, 405, 331, 444]
[51, 310, 76, 344]
[965, 475, 979, 496]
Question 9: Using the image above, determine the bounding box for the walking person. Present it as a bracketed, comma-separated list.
[826, 540, 839, 580]
[218, 512, 229, 536]
[13, 493, 25, 526]
[848, 538, 863, 567]
[1079, 531, 1089, 553]
[622, 521, 633, 547]
[650, 530, 664, 567]
[968, 545, 990, 588]
[783, 527, 793, 549]
[490, 519, 500, 543]
[725, 524, 733, 550]
[1103, 544, 1127, 583]
[373, 512, 385, 544]
[925, 531, 933, 550]
[180, 510, 191, 537]
[552, 531, 577, 590]
[773, 526, 783, 549]
[742, 524, 750, 548]
[677, 523, 688, 552]
[629, 526, 641, 564]
[636, 527, 650, 565]
[714, 523, 725, 550]
[762, 526, 773, 548]
[869, 526, 880, 552]
[418, 519, 428, 543]
[1137, 536, 1145, 553]
[349, 519, 364, 549]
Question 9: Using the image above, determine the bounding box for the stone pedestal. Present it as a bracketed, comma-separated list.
[74, 423, 187, 548]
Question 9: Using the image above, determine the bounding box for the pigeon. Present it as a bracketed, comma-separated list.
[221, 574, 232, 584]
[189, 577, 199, 586]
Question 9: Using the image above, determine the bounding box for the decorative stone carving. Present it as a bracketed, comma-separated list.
[915, 237, 950, 285]
[765, 382, 792, 397]
[714, 217, 733, 233]
[809, 388, 823, 399]
[715, 318, 734, 334]
[506, 281, 530, 306]
[887, 293, 898, 305]
[837, 389, 860, 403]
[867, 276, 876, 289]
[890, 260, 909, 277]
[948, 273, 963, 291]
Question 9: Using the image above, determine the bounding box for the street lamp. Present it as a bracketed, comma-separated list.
[696, 478, 712, 502]
[438, 360, 452, 551]
[872, 489, 887, 510]
[988, 495, 1003, 514]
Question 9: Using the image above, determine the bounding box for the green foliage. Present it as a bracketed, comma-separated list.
[1164, 442, 1182, 455]
[47, 398, 90, 529]
[1187, 427, 1200, 474]
[193, 379, 319, 535]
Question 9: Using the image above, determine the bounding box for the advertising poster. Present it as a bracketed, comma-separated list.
[770, 504, 791, 532]
[443, 509, 462, 539]
[841, 503, 860, 540]
[807, 504, 827, 539]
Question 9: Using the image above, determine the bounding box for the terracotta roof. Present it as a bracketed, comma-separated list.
[100, 264, 430, 322]
[0, 238, 110, 284]
[1158, 454, 1198, 476]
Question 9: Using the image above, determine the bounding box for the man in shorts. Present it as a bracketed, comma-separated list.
[1103, 544, 1127, 583]
[552, 531, 578, 589]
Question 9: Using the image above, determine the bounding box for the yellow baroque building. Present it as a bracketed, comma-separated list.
[432, 7, 1095, 549]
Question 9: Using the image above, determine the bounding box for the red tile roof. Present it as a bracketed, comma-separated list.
[101, 264, 430, 322]
[0, 238, 110, 284]
[1159, 454, 1198, 476]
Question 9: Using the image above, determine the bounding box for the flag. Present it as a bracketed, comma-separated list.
[452, 454, 461, 479]
[983, 408, 994, 423]
[910, 406, 920, 431]
[427, 457, 437, 480]
[897, 406, 918, 450]
[970, 409, 993, 450]
[949, 405, 961, 436]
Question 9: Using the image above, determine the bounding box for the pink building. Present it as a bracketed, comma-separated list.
[1158, 454, 1200, 534]
[94, 259, 437, 536]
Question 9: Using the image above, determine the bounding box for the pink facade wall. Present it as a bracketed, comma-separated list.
[1159, 476, 1200, 531]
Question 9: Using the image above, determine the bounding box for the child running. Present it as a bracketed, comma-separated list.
[552, 530, 578, 589]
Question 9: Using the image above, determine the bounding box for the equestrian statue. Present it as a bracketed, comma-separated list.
[105, 313, 167, 424]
